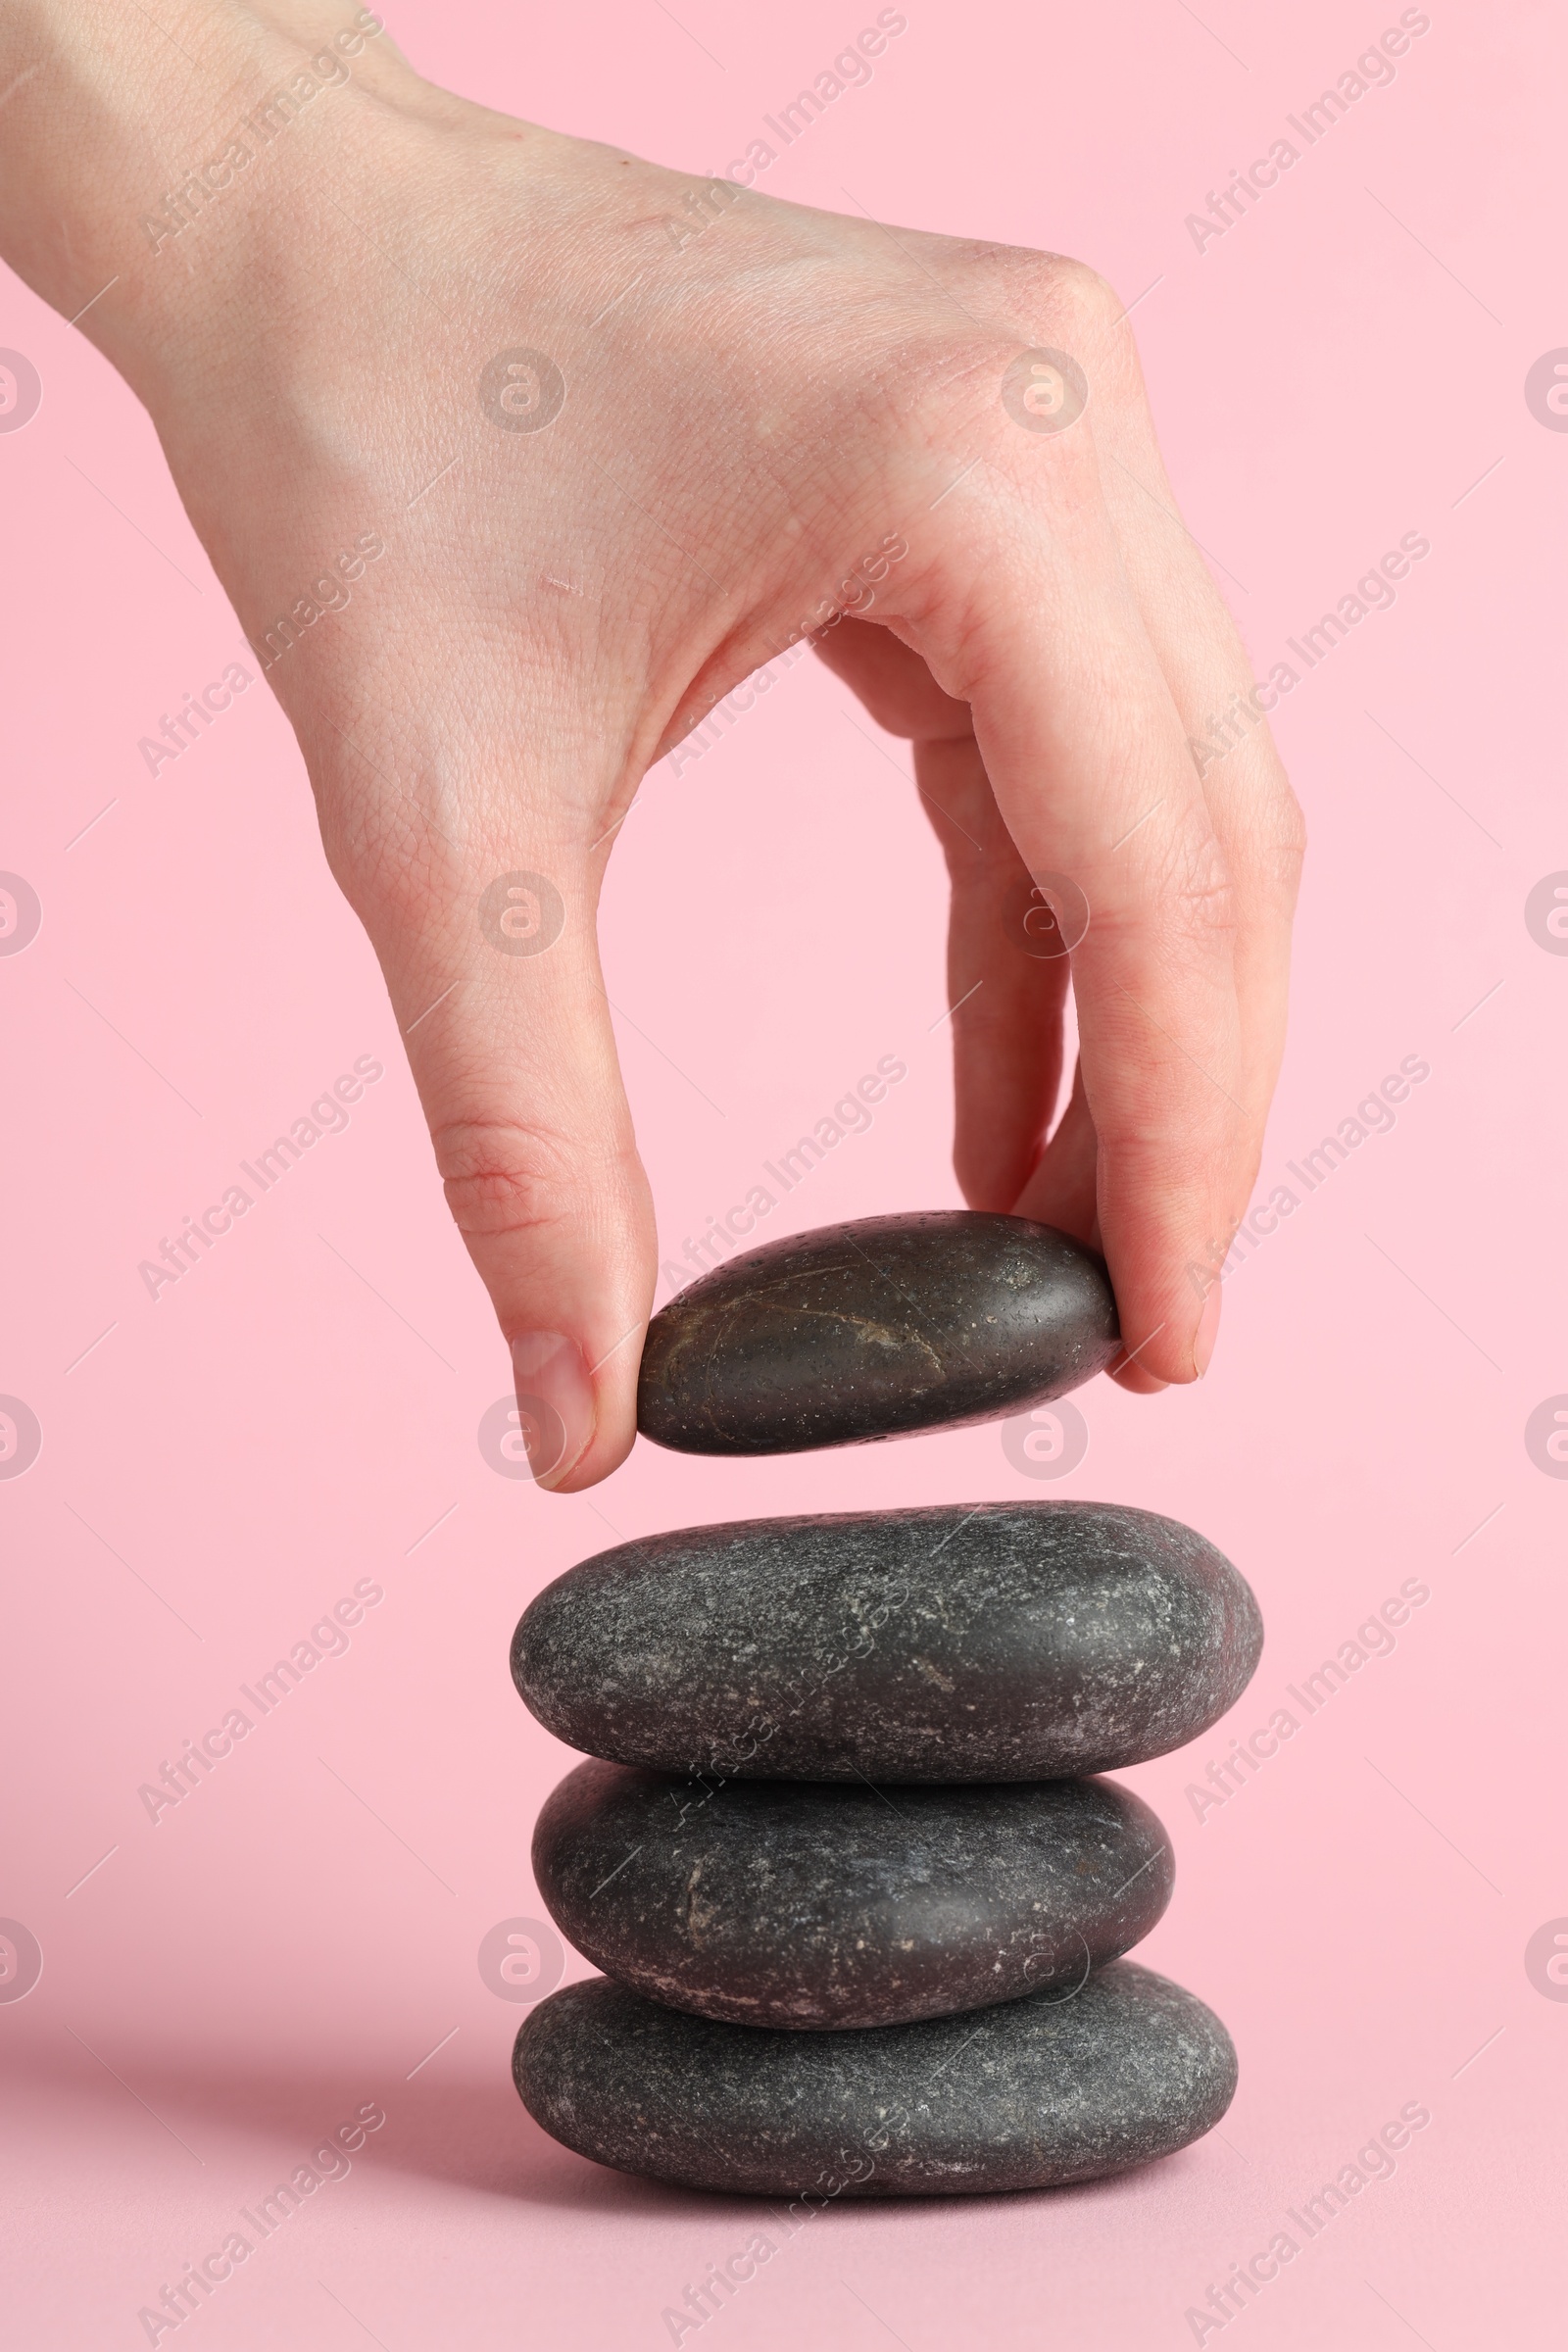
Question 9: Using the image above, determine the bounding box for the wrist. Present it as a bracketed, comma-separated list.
[0, 4, 405, 389]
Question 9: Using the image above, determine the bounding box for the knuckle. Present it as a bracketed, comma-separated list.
[996, 250, 1134, 375]
[1270, 785, 1309, 883]
[919, 250, 1146, 466]
[1096, 828, 1239, 956]
[1149, 829, 1240, 950]
[432, 1117, 579, 1247]
[1036, 254, 1124, 342]
[1176, 837, 1240, 936]
[1233, 778, 1308, 906]
[902, 249, 1139, 448]
[952, 242, 1122, 337]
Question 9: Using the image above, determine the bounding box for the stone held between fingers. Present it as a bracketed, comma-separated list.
[636, 1210, 1120, 1455]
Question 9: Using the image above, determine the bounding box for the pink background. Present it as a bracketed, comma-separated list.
[3, 1, 1564, 2344]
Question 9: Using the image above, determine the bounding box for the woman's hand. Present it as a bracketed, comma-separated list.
[0, 1, 1303, 1486]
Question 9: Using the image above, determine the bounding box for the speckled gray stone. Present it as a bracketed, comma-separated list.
[533, 1763, 1172, 2030]
[514, 1961, 1236, 2195]
[636, 1211, 1119, 1454]
[513, 1501, 1261, 1782]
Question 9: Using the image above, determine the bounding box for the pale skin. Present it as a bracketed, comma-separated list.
[0, 2, 1304, 1487]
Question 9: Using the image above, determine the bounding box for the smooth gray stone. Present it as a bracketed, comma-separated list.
[636, 1211, 1118, 1454]
[533, 1763, 1172, 2029]
[514, 1961, 1237, 2195]
[513, 1501, 1261, 1782]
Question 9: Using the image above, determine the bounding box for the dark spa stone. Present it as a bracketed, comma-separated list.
[512, 1501, 1261, 1783]
[514, 1961, 1237, 2196]
[635, 1210, 1119, 1454]
[533, 1762, 1172, 2030]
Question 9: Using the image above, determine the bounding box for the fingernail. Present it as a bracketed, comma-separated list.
[510, 1333, 595, 1488]
[1193, 1282, 1223, 1379]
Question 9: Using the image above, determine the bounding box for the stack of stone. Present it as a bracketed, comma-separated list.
[511, 1212, 1261, 2197]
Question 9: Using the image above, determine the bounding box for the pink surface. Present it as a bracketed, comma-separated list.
[2, 2, 1564, 2345]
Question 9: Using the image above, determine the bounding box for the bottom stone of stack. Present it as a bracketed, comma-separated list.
[514, 1961, 1236, 2196]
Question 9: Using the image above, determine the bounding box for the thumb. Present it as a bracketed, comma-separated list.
[368, 846, 654, 1492]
